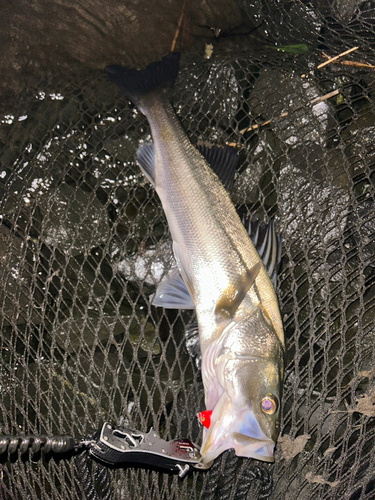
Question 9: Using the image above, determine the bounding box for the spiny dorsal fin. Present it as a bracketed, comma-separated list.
[241, 216, 282, 287]
[196, 143, 238, 192]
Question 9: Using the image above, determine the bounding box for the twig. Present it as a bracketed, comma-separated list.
[317, 46, 359, 69]
[339, 60, 375, 69]
[309, 89, 339, 105]
[238, 90, 339, 135]
[322, 52, 375, 69]
[239, 112, 288, 134]
[171, 0, 186, 52]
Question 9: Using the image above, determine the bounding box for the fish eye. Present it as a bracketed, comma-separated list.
[261, 394, 278, 415]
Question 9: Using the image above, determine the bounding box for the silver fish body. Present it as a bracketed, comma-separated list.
[106, 54, 285, 464]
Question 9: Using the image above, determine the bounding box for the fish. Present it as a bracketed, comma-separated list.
[106, 53, 285, 464]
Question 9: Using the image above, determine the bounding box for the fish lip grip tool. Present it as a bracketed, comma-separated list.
[89, 422, 211, 478]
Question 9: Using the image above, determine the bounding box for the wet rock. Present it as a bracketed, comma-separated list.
[342, 105, 375, 173]
[0, 0, 243, 98]
[275, 142, 354, 339]
[330, 0, 363, 23]
[42, 247, 138, 351]
[114, 240, 174, 287]
[110, 184, 165, 248]
[248, 68, 332, 148]
[346, 197, 375, 266]
[128, 319, 161, 357]
[232, 128, 284, 207]
[276, 144, 351, 268]
[237, 0, 322, 46]
[103, 133, 140, 166]
[38, 183, 110, 255]
[41, 245, 164, 357]
[0, 225, 41, 326]
[25, 354, 115, 433]
[176, 60, 241, 140]
[53, 304, 161, 356]
[342, 110, 375, 264]
[17, 325, 162, 433]
[53, 308, 128, 352]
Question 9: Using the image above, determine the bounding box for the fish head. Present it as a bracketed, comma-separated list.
[200, 307, 284, 464]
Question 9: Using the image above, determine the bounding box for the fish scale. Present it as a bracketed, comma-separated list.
[106, 52, 284, 464]
[147, 101, 282, 351]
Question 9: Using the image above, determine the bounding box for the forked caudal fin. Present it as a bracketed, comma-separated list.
[106, 52, 180, 107]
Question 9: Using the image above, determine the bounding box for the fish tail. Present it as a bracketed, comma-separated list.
[106, 52, 180, 107]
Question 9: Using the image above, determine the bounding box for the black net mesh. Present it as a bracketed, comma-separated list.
[1, 2, 375, 499]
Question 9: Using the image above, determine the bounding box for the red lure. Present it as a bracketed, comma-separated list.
[197, 410, 213, 429]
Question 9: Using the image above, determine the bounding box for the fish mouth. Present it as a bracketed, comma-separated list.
[232, 432, 275, 462]
[201, 431, 275, 464]
[199, 393, 275, 464]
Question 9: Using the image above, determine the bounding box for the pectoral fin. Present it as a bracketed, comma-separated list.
[136, 142, 156, 186]
[214, 261, 261, 319]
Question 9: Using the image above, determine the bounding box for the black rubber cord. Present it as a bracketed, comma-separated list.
[0, 434, 75, 455]
[0, 432, 112, 500]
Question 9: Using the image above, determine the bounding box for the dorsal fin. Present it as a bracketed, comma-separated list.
[137, 142, 239, 191]
[241, 216, 282, 287]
